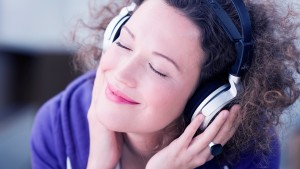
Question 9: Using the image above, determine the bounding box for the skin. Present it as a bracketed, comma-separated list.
[286, 134, 300, 169]
[87, 0, 241, 169]
[94, 0, 202, 133]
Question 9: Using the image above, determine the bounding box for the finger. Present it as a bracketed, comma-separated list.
[188, 108, 239, 166]
[195, 105, 241, 163]
[177, 114, 205, 148]
[188, 110, 229, 153]
[190, 147, 214, 167]
[196, 105, 240, 162]
[188, 141, 218, 168]
[213, 104, 241, 145]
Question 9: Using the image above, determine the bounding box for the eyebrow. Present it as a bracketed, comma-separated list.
[123, 26, 180, 71]
[153, 51, 180, 71]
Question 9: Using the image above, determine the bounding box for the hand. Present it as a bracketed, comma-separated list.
[87, 72, 123, 169]
[87, 106, 123, 169]
[146, 105, 241, 169]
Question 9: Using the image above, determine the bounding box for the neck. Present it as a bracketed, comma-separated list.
[120, 132, 161, 169]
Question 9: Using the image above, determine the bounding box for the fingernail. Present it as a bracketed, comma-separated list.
[195, 114, 203, 122]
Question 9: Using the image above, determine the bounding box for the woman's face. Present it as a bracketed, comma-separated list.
[93, 0, 204, 133]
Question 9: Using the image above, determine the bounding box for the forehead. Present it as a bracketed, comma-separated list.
[125, 0, 204, 72]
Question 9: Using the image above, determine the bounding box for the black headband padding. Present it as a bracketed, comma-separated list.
[205, 0, 253, 76]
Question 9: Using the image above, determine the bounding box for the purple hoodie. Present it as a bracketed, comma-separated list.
[30, 71, 280, 169]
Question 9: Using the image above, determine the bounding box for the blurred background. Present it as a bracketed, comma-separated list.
[0, 0, 299, 169]
[0, 0, 95, 168]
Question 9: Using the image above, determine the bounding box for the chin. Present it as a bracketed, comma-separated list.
[95, 111, 127, 132]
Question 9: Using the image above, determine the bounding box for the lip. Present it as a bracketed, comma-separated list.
[105, 83, 139, 105]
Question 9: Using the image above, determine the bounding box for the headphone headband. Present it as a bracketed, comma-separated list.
[205, 0, 253, 77]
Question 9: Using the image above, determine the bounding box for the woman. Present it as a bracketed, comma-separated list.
[31, 0, 300, 168]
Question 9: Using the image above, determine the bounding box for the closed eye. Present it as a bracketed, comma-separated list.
[149, 63, 167, 78]
[116, 41, 167, 78]
[116, 41, 132, 51]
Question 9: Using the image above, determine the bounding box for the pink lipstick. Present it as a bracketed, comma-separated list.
[105, 84, 139, 104]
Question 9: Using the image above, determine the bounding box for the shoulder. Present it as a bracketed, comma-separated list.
[31, 70, 96, 169]
[32, 70, 96, 135]
[232, 133, 280, 169]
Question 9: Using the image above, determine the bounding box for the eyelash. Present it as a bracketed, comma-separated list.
[116, 41, 167, 78]
[149, 63, 167, 78]
[116, 41, 132, 51]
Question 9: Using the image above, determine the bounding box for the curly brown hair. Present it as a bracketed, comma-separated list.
[72, 0, 300, 166]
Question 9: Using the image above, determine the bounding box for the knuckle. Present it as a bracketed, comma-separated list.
[197, 158, 207, 166]
[193, 156, 207, 166]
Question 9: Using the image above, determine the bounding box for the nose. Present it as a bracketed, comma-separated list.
[114, 56, 139, 88]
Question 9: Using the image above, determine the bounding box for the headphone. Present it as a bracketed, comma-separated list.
[102, 0, 253, 132]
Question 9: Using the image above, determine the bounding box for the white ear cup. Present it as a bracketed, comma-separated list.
[191, 75, 241, 130]
[102, 3, 136, 52]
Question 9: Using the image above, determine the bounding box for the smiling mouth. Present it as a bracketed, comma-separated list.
[105, 84, 139, 105]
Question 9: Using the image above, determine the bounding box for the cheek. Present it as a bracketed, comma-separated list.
[143, 84, 191, 130]
[93, 50, 116, 103]
[99, 48, 118, 71]
[144, 68, 200, 130]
